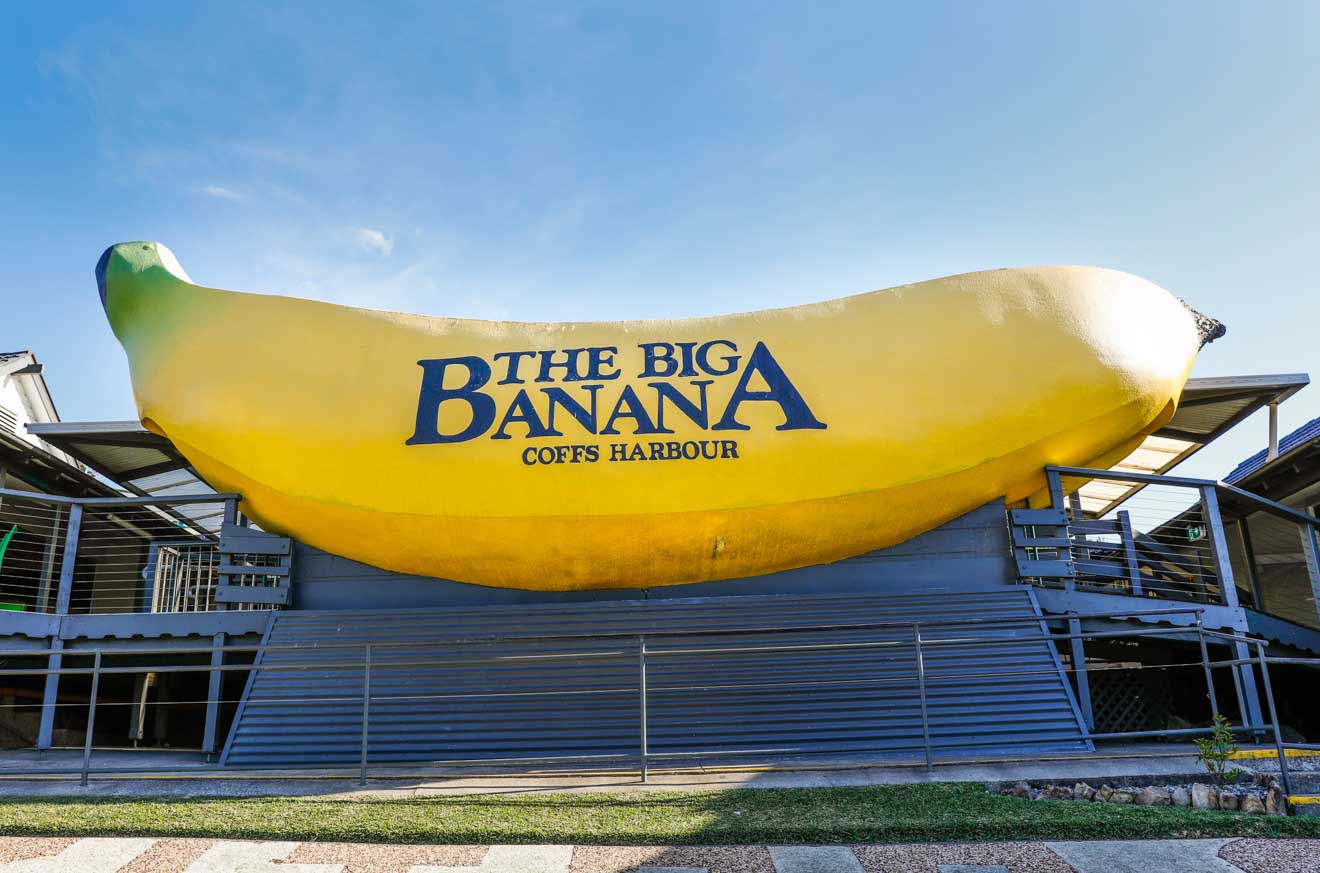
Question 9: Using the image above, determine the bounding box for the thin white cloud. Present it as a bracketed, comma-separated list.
[202, 185, 243, 201]
[354, 227, 394, 256]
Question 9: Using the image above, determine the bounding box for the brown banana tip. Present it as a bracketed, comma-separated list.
[1179, 299, 1226, 349]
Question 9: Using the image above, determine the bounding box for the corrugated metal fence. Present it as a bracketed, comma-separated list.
[221, 589, 1091, 769]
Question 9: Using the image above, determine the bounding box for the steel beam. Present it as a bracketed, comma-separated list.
[1068, 616, 1093, 731]
[202, 632, 226, 759]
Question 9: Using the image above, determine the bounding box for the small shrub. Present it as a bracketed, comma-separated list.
[1194, 714, 1247, 783]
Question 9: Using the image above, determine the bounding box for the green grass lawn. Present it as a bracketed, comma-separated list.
[0, 783, 1318, 844]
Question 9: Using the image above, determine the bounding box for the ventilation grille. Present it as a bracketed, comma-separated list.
[0, 405, 16, 435]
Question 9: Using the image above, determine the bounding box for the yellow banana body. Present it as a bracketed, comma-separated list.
[98, 242, 1203, 590]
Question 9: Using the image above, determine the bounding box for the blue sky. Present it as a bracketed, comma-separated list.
[2, 1, 1318, 479]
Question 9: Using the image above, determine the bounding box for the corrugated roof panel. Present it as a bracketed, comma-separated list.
[1226, 415, 1320, 484]
[1168, 397, 1256, 436]
[65, 443, 173, 475]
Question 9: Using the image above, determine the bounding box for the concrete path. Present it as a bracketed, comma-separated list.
[0, 837, 1317, 872]
[0, 744, 1232, 799]
[1045, 838, 1243, 872]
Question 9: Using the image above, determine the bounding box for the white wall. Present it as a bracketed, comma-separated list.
[0, 360, 73, 465]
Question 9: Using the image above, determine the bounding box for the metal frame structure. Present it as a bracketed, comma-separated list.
[0, 603, 1307, 790]
[2, 459, 1320, 786]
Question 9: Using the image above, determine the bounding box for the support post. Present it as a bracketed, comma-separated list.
[216, 499, 239, 612]
[1232, 637, 1265, 737]
[1268, 402, 1279, 461]
[1045, 470, 1077, 593]
[638, 635, 648, 783]
[202, 632, 226, 760]
[37, 502, 82, 751]
[1118, 510, 1142, 596]
[1202, 488, 1265, 734]
[1196, 623, 1220, 719]
[359, 644, 371, 786]
[1046, 469, 1066, 514]
[36, 642, 62, 753]
[80, 650, 101, 787]
[1300, 524, 1320, 626]
[1201, 487, 1240, 609]
[1256, 641, 1292, 797]
[1238, 519, 1266, 612]
[35, 505, 63, 612]
[1067, 616, 1093, 731]
[913, 625, 933, 774]
[128, 673, 151, 744]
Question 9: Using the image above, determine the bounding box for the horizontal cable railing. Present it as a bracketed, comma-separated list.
[0, 494, 67, 614]
[0, 604, 1309, 790]
[1014, 468, 1230, 604]
[0, 487, 249, 616]
[1016, 466, 1320, 631]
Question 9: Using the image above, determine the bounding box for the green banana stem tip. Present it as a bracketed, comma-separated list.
[95, 245, 113, 311]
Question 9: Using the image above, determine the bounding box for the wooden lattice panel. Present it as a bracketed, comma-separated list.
[1089, 667, 1171, 734]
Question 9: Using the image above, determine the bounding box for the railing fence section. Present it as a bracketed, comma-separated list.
[0, 493, 69, 614]
[1014, 467, 1320, 631]
[0, 605, 1314, 792]
[1013, 468, 1231, 605]
[0, 488, 288, 615]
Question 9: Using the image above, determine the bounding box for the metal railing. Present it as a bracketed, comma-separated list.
[1015, 467, 1232, 604]
[0, 488, 239, 615]
[1206, 631, 1319, 798]
[0, 604, 1308, 788]
[1015, 467, 1320, 631]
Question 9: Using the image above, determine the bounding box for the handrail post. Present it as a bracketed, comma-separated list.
[913, 624, 933, 774]
[80, 650, 101, 787]
[359, 644, 371, 786]
[1118, 510, 1142, 596]
[1255, 641, 1292, 798]
[1046, 468, 1065, 512]
[38, 502, 82, 753]
[1201, 486, 1240, 608]
[638, 634, 648, 784]
[1196, 621, 1219, 719]
[215, 499, 239, 613]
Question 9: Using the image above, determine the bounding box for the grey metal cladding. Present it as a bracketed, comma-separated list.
[221, 588, 1088, 767]
[288, 500, 1019, 610]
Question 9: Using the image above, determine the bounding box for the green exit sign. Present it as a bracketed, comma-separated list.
[1187, 524, 1206, 542]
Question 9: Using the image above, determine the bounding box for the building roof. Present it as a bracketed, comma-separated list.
[1072, 373, 1310, 517]
[0, 350, 60, 426]
[24, 421, 225, 532]
[0, 350, 77, 473]
[1226, 415, 1320, 485]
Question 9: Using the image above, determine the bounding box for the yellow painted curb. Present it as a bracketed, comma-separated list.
[1230, 748, 1320, 759]
[1288, 795, 1320, 804]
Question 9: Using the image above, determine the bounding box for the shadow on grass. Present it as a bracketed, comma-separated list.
[0, 784, 1314, 846]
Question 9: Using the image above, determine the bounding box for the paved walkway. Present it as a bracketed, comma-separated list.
[0, 837, 1315, 872]
[0, 744, 1228, 798]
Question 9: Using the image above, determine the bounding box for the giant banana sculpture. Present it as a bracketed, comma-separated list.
[98, 242, 1219, 590]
